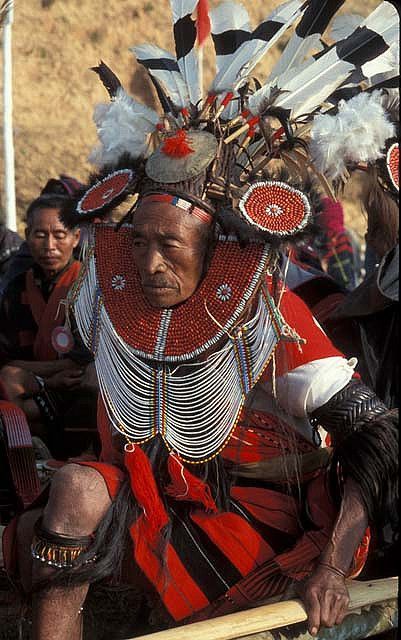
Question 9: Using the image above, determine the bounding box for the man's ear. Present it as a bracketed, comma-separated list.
[72, 228, 81, 248]
[24, 226, 29, 241]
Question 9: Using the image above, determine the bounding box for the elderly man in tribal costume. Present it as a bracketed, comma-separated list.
[4, 1, 399, 639]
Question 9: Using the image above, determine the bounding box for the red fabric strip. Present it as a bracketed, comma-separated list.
[25, 261, 82, 361]
[231, 486, 301, 537]
[191, 511, 275, 577]
[131, 520, 209, 620]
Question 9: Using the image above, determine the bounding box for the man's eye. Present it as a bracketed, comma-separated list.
[54, 234, 67, 240]
[133, 239, 146, 248]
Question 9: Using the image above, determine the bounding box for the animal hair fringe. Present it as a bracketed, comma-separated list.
[329, 409, 399, 532]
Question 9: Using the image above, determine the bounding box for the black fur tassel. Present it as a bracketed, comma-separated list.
[330, 409, 399, 530]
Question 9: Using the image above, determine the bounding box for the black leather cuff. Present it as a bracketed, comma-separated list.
[310, 380, 387, 444]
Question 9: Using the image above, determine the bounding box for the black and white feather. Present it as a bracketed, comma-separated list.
[327, 13, 364, 42]
[272, 0, 399, 119]
[267, 0, 345, 85]
[211, 0, 307, 95]
[132, 44, 190, 110]
[210, 1, 252, 119]
[170, 0, 201, 107]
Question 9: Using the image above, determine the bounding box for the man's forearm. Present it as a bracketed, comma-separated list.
[319, 477, 368, 573]
[7, 360, 69, 376]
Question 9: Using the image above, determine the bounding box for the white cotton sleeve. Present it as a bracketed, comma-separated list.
[275, 356, 358, 418]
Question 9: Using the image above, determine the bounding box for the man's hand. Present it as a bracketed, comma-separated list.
[296, 565, 350, 636]
[45, 366, 85, 390]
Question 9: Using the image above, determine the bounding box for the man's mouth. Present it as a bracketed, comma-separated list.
[143, 283, 175, 290]
[41, 257, 59, 263]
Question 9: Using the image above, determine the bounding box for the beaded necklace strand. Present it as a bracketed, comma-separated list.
[72, 237, 287, 463]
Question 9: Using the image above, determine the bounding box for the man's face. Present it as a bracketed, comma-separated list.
[132, 201, 208, 308]
[25, 207, 80, 279]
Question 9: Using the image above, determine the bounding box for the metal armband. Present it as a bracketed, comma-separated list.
[31, 517, 97, 569]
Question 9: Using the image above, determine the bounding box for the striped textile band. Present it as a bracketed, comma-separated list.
[139, 194, 214, 225]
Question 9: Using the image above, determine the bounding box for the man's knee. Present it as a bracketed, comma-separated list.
[0, 364, 37, 400]
[43, 464, 112, 536]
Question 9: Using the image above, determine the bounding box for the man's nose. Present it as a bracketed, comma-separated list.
[143, 248, 166, 274]
[44, 235, 57, 251]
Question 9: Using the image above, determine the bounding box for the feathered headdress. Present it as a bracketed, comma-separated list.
[63, 0, 399, 241]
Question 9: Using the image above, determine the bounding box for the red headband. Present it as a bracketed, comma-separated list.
[138, 194, 214, 225]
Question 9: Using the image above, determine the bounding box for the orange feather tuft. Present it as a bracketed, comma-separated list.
[161, 129, 194, 158]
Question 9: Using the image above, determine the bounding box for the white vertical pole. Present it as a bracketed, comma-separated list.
[2, 1, 17, 231]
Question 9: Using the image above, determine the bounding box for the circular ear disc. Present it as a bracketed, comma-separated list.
[386, 143, 399, 192]
[77, 169, 134, 217]
[239, 181, 311, 236]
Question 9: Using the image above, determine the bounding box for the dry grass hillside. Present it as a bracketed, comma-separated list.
[0, 0, 382, 238]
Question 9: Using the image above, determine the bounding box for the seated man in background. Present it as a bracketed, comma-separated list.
[0, 185, 98, 460]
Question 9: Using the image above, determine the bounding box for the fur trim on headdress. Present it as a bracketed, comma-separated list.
[310, 91, 396, 180]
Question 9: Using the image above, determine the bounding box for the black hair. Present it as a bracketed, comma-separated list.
[25, 194, 73, 230]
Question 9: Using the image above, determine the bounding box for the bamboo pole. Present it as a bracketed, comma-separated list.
[241, 600, 398, 640]
[132, 578, 398, 640]
[1, 0, 17, 231]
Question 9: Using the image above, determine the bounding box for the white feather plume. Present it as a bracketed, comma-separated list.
[310, 90, 396, 180]
[89, 88, 159, 167]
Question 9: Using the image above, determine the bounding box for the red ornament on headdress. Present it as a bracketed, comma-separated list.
[196, 0, 211, 46]
[77, 169, 133, 215]
[161, 129, 194, 158]
[386, 143, 399, 192]
[239, 181, 311, 236]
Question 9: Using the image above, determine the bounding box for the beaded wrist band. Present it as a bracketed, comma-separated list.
[318, 562, 347, 578]
[31, 518, 96, 569]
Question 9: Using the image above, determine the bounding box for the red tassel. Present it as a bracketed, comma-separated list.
[166, 453, 218, 513]
[196, 0, 211, 47]
[124, 445, 169, 547]
[161, 129, 194, 158]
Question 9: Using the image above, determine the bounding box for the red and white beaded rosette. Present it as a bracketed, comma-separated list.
[239, 181, 311, 236]
[77, 169, 134, 217]
[386, 143, 399, 192]
[51, 326, 74, 354]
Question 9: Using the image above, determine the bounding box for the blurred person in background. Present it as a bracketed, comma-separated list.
[0, 178, 98, 460]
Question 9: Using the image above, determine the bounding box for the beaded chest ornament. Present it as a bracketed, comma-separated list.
[70, 224, 296, 463]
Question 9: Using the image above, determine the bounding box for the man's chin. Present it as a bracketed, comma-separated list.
[143, 287, 182, 308]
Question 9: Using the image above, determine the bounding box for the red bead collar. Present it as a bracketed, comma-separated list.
[95, 225, 271, 361]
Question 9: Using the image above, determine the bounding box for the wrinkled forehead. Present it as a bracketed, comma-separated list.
[28, 206, 66, 231]
[133, 199, 210, 243]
